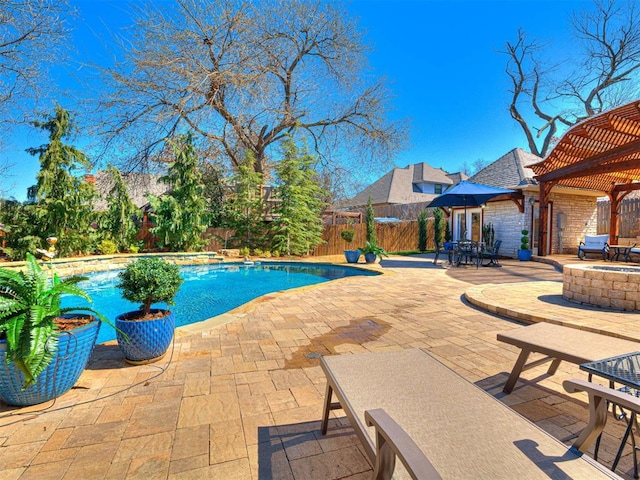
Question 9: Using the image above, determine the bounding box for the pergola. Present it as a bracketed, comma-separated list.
[530, 100, 640, 256]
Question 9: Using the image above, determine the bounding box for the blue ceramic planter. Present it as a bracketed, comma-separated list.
[0, 319, 100, 406]
[116, 310, 174, 364]
[364, 252, 376, 264]
[517, 249, 533, 261]
[344, 250, 361, 263]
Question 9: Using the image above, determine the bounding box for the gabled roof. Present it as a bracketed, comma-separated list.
[346, 163, 467, 207]
[93, 170, 171, 211]
[470, 148, 541, 189]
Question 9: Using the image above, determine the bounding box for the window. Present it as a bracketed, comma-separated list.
[434, 184, 443, 194]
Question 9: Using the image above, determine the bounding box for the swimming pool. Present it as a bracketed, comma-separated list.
[65, 262, 377, 344]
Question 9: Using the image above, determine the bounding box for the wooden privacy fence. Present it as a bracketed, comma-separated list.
[597, 199, 640, 238]
[202, 220, 435, 255]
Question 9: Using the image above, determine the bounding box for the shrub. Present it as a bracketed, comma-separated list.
[239, 246, 250, 257]
[97, 239, 118, 255]
[520, 229, 530, 250]
[117, 258, 183, 317]
[127, 245, 140, 254]
[253, 248, 264, 257]
[341, 228, 355, 244]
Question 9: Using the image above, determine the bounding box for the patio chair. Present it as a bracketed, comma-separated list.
[320, 349, 621, 479]
[578, 234, 609, 260]
[478, 240, 502, 267]
[432, 241, 453, 265]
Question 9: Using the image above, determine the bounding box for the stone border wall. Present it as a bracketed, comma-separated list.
[563, 263, 640, 311]
[0, 252, 225, 277]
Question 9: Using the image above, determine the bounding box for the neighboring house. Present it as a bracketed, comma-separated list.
[90, 171, 170, 211]
[464, 148, 602, 258]
[340, 162, 467, 220]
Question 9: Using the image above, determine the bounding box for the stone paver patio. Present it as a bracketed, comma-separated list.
[1, 254, 639, 479]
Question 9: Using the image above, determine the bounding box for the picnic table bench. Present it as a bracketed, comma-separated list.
[497, 322, 639, 393]
[320, 349, 621, 479]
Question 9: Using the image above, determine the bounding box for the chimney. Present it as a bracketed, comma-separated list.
[85, 173, 96, 184]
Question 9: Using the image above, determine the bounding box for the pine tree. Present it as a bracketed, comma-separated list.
[433, 208, 443, 248]
[365, 196, 377, 245]
[148, 134, 208, 251]
[417, 209, 428, 252]
[26, 105, 97, 256]
[103, 165, 139, 251]
[224, 152, 265, 250]
[270, 136, 327, 256]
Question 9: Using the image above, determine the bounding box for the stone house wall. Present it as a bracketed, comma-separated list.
[481, 192, 598, 258]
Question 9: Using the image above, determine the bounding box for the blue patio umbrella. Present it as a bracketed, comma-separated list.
[427, 181, 515, 209]
[428, 181, 516, 239]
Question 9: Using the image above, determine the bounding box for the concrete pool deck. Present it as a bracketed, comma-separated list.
[1, 254, 639, 479]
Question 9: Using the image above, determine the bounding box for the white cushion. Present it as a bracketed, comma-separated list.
[583, 234, 609, 247]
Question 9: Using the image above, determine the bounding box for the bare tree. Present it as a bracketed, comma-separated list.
[462, 158, 489, 176]
[98, 0, 406, 175]
[0, 0, 72, 121]
[503, 0, 640, 157]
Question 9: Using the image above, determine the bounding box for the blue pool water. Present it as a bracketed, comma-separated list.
[63, 262, 377, 344]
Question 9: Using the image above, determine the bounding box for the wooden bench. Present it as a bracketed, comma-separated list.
[497, 323, 639, 394]
[320, 349, 621, 479]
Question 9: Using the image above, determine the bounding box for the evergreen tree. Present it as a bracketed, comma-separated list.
[417, 209, 428, 252]
[433, 208, 443, 248]
[223, 152, 264, 250]
[103, 165, 139, 251]
[270, 136, 327, 256]
[365, 196, 377, 245]
[26, 105, 97, 257]
[149, 134, 208, 251]
[201, 162, 227, 227]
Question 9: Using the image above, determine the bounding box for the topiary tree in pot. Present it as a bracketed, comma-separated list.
[340, 226, 360, 263]
[518, 229, 533, 261]
[0, 253, 108, 406]
[115, 257, 183, 364]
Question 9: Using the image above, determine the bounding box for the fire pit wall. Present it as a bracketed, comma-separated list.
[563, 264, 640, 312]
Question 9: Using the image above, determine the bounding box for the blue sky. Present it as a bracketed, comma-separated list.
[2, 0, 585, 200]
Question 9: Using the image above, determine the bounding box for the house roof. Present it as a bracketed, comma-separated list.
[346, 163, 467, 207]
[93, 170, 170, 211]
[469, 148, 542, 189]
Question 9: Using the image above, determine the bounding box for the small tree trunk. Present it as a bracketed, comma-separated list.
[144, 298, 152, 316]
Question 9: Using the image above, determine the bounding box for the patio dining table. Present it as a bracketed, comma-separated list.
[580, 352, 640, 478]
[451, 240, 483, 268]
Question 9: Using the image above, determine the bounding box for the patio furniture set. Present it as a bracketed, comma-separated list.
[434, 239, 502, 268]
[320, 323, 640, 479]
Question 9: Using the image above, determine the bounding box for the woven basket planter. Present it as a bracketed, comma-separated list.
[115, 310, 174, 365]
[0, 318, 100, 407]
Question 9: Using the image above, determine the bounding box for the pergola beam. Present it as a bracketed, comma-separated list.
[536, 139, 640, 183]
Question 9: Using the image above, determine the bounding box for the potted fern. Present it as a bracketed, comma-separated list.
[360, 241, 388, 264]
[115, 257, 183, 364]
[0, 253, 107, 406]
